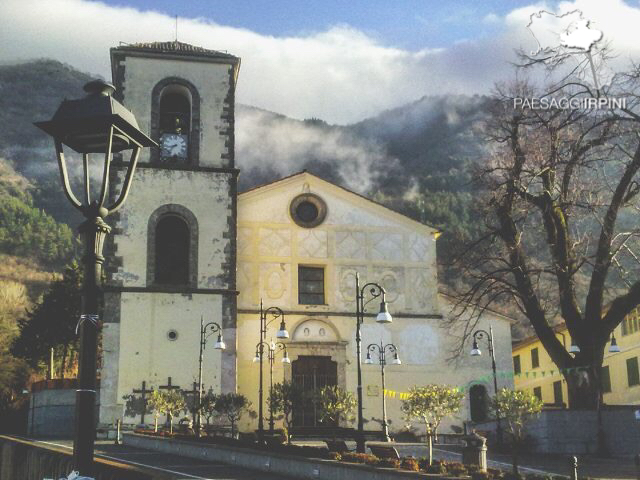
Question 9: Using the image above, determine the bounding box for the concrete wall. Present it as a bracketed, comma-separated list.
[476, 407, 640, 455]
[27, 389, 78, 438]
[123, 433, 462, 480]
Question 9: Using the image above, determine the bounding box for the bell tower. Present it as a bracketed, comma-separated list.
[99, 41, 240, 425]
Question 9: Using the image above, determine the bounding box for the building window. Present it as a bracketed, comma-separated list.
[621, 308, 639, 336]
[298, 266, 325, 304]
[290, 193, 327, 228]
[155, 215, 190, 285]
[147, 204, 199, 288]
[533, 386, 542, 401]
[553, 380, 563, 405]
[531, 348, 540, 369]
[159, 89, 191, 163]
[513, 355, 521, 375]
[150, 77, 201, 165]
[627, 357, 640, 387]
[601, 366, 612, 393]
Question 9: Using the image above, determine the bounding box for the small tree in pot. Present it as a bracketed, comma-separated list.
[315, 385, 357, 441]
[401, 384, 464, 466]
[215, 392, 255, 438]
[269, 381, 304, 443]
[492, 388, 542, 474]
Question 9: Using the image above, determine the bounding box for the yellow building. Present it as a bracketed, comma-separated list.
[513, 307, 640, 406]
[235, 171, 514, 434]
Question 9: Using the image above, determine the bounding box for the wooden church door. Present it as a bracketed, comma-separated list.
[292, 356, 337, 427]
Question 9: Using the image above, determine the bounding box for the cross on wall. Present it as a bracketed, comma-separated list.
[132, 380, 153, 425]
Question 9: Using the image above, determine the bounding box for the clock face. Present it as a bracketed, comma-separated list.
[160, 133, 188, 159]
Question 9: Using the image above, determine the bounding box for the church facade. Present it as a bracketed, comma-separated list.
[98, 41, 513, 436]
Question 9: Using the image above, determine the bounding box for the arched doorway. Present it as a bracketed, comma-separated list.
[291, 356, 337, 427]
[469, 384, 489, 423]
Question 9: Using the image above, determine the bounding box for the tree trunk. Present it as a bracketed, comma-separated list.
[565, 352, 603, 409]
[426, 424, 433, 466]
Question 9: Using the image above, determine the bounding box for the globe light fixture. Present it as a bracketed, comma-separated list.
[214, 334, 226, 350]
[609, 335, 621, 353]
[276, 320, 289, 339]
[376, 297, 393, 323]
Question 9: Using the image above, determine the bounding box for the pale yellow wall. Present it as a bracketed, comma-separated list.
[236, 173, 513, 435]
[513, 309, 640, 406]
[118, 55, 234, 168]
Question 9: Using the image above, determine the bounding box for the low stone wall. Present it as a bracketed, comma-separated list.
[27, 381, 101, 438]
[123, 433, 463, 480]
[0, 435, 159, 480]
[475, 406, 640, 455]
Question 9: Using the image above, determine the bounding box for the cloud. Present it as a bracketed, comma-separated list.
[2, 0, 640, 124]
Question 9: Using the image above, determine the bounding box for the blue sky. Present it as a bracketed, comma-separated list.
[4, 0, 640, 123]
[102, 0, 531, 50]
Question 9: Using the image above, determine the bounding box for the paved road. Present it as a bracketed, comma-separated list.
[24, 438, 298, 480]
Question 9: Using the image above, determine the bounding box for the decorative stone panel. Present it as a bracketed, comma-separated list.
[258, 228, 291, 257]
[335, 231, 366, 259]
[297, 230, 328, 258]
[369, 233, 403, 262]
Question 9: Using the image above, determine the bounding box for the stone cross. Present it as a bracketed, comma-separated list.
[159, 376, 181, 392]
[132, 380, 153, 425]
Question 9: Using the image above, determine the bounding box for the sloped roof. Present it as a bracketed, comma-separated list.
[239, 170, 441, 233]
[112, 40, 239, 61]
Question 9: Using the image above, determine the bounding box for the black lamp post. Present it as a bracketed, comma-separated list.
[470, 326, 503, 447]
[255, 300, 289, 442]
[364, 342, 401, 442]
[196, 317, 225, 436]
[254, 340, 290, 434]
[34, 80, 155, 476]
[355, 272, 392, 453]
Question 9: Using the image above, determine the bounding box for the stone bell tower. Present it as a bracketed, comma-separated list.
[99, 41, 240, 425]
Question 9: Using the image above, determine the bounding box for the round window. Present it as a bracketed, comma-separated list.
[290, 193, 327, 228]
[167, 329, 178, 341]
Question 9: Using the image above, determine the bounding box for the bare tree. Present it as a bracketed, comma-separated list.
[451, 63, 640, 409]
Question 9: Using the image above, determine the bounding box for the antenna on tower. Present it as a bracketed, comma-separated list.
[175, 15, 178, 42]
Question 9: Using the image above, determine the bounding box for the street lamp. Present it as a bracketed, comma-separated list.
[34, 80, 155, 476]
[254, 340, 290, 434]
[255, 300, 289, 441]
[470, 326, 503, 447]
[196, 317, 225, 436]
[364, 342, 400, 442]
[355, 272, 392, 452]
